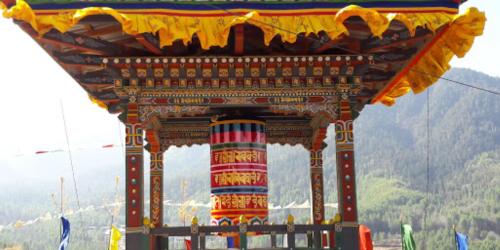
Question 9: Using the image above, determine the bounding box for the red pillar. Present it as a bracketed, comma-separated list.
[150, 150, 163, 228]
[125, 103, 147, 249]
[335, 100, 359, 249]
[149, 149, 163, 250]
[310, 146, 325, 225]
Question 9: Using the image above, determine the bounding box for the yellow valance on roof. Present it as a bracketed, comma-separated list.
[1, 1, 485, 106]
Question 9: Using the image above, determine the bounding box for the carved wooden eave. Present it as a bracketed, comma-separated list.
[1, 0, 483, 150]
[7, 10, 441, 115]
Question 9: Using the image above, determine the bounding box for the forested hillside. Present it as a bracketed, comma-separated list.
[0, 68, 498, 249]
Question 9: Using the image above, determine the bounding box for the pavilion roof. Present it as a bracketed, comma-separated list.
[0, 0, 484, 106]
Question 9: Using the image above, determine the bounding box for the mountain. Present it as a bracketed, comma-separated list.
[0, 68, 499, 249]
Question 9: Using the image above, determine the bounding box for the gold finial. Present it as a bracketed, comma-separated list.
[239, 215, 248, 224]
[143, 217, 151, 227]
[191, 216, 198, 225]
[287, 214, 294, 224]
[333, 213, 341, 223]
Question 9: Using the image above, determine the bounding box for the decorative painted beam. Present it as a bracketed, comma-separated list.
[19, 23, 122, 55]
[362, 29, 431, 52]
[234, 24, 245, 55]
[157, 121, 315, 149]
[135, 33, 163, 56]
[83, 24, 123, 37]
[107, 54, 369, 92]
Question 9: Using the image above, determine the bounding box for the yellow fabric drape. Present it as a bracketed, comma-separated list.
[377, 7, 486, 106]
[1, 1, 486, 106]
[89, 95, 107, 109]
[109, 225, 122, 250]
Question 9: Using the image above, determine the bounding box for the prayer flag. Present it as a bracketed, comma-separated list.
[109, 226, 122, 250]
[59, 217, 70, 250]
[227, 237, 235, 248]
[455, 231, 468, 250]
[185, 239, 192, 250]
[359, 224, 373, 250]
[401, 224, 416, 250]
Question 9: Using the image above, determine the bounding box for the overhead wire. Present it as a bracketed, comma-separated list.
[60, 100, 82, 213]
[106, 176, 121, 248]
[423, 88, 431, 249]
[409, 69, 500, 96]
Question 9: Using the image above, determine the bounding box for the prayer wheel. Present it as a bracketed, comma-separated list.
[210, 119, 268, 226]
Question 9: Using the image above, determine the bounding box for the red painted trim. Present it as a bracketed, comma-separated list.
[371, 26, 450, 104]
[34, 9, 458, 17]
[1, 0, 15, 7]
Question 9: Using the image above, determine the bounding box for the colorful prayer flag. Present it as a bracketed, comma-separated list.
[359, 224, 373, 250]
[59, 217, 70, 250]
[109, 226, 122, 250]
[184, 239, 192, 250]
[455, 231, 468, 250]
[227, 237, 235, 248]
[401, 224, 416, 250]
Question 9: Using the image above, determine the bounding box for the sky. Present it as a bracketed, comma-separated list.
[0, 0, 498, 168]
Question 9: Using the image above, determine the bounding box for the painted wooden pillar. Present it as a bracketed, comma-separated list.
[125, 103, 148, 249]
[334, 100, 359, 249]
[145, 120, 163, 250]
[310, 144, 325, 248]
[150, 149, 163, 250]
[310, 145, 325, 225]
[150, 150, 163, 227]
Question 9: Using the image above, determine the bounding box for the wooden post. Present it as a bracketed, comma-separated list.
[271, 230, 277, 248]
[200, 232, 206, 250]
[191, 217, 199, 250]
[160, 235, 169, 250]
[239, 215, 248, 250]
[334, 100, 359, 249]
[286, 215, 295, 249]
[307, 229, 313, 248]
[125, 103, 148, 249]
[313, 228, 322, 249]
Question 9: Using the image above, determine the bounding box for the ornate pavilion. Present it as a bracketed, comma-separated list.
[0, 0, 484, 249]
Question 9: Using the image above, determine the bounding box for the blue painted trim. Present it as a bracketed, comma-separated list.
[212, 186, 268, 194]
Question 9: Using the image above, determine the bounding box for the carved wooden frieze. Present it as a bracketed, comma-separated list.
[106, 55, 369, 91]
[158, 120, 315, 149]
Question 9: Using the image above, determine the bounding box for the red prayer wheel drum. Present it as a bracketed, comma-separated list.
[210, 119, 268, 226]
